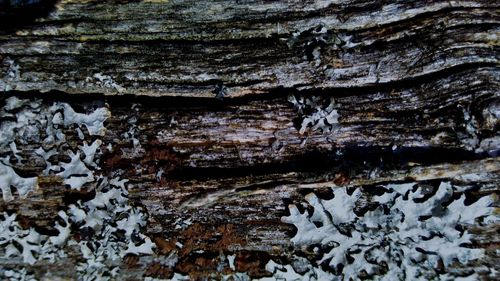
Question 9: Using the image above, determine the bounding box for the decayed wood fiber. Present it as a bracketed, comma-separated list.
[0, 0, 498, 97]
[0, 0, 499, 280]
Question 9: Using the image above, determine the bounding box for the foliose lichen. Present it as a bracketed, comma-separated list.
[0, 97, 154, 280]
[279, 182, 497, 280]
[288, 94, 339, 134]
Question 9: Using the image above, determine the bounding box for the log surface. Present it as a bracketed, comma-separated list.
[0, 0, 499, 280]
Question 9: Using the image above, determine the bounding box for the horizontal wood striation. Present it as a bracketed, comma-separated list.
[0, 85, 498, 279]
[0, 0, 498, 97]
[0, 0, 499, 280]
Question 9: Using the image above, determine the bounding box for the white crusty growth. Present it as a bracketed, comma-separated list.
[0, 97, 155, 280]
[259, 258, 335, 281]
[0, 58, 21, 91]
[55, 151, 95, 190]
[3, 268, 37, 281]
[86, 73, 125, 93]
[0, 212, 70, 265]
[0, 98, 111, 197]
[79, 140, 102, 168]
[69, 177, 155, 280]
[281, 182, 497, 280]
[53, 103, 110, 136]
[0, 213, 40, 265]
[288, 95, 339, 134]
[0, 160, 37, 201]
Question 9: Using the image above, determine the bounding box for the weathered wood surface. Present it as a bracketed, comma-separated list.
[1, 0, 499, 97]
[0, 94, 499, 280]
[0, 0, 499, 280]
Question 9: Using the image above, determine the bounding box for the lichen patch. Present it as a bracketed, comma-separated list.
[288, 94, 339, 134]
[0, 97, 154, 280]
[278, 182, 498, 280]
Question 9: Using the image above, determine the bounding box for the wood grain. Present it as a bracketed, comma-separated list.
[0, 0, 498, 280]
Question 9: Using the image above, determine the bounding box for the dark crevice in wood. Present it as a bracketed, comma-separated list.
[0, 1, 498, 279]
[2, 64, 497, 110]
[0, 0, 59, 31]
[167, 146, 485, 181]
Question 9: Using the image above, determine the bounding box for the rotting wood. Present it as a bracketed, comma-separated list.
[0, 0, 498, 97]
[0, 0, 499, 280]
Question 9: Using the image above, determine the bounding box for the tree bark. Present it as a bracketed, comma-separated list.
[0, 0, 498, 280]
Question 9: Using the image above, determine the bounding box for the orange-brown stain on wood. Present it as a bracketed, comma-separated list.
[145, 262, 174, 279]
[154, 236, 177, 255]
[235, 250, 272, 278]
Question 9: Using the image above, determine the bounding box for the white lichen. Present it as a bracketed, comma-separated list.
[0, 98, 44, 148]
[0, 97, 109, 150]
[86, 73, 125, 93]
[53, 103, 110, 136]
[121, 105, 144, 156]
[1, 58, 21, 91]
[482, 101, 499, 130]
[281, 182, 497, 280]
[3, 96, 28, 111]
[69, 176, 154, 280]
[259, 258, 335, 281]
[144, 274, 190, 281]
[288, 95, 339, 134]
[459, 106, 480, 150]
[79, 140, 102, 168]
[0, 211, 70, 265]
[0, 98, 111, 197]
[54, 151, 94, 190]
[0, 160, 38, 201]
[0, 98, 154, 279]
[1, 268, 37, 281]
[4, 59, 20, 81]
[476, 137, 500, 155]
[0, 213, 40, 265]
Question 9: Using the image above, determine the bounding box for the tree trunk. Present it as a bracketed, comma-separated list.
[0, 1, 498, 280]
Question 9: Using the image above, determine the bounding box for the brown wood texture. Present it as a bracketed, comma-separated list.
[0, 0, 499, 280]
